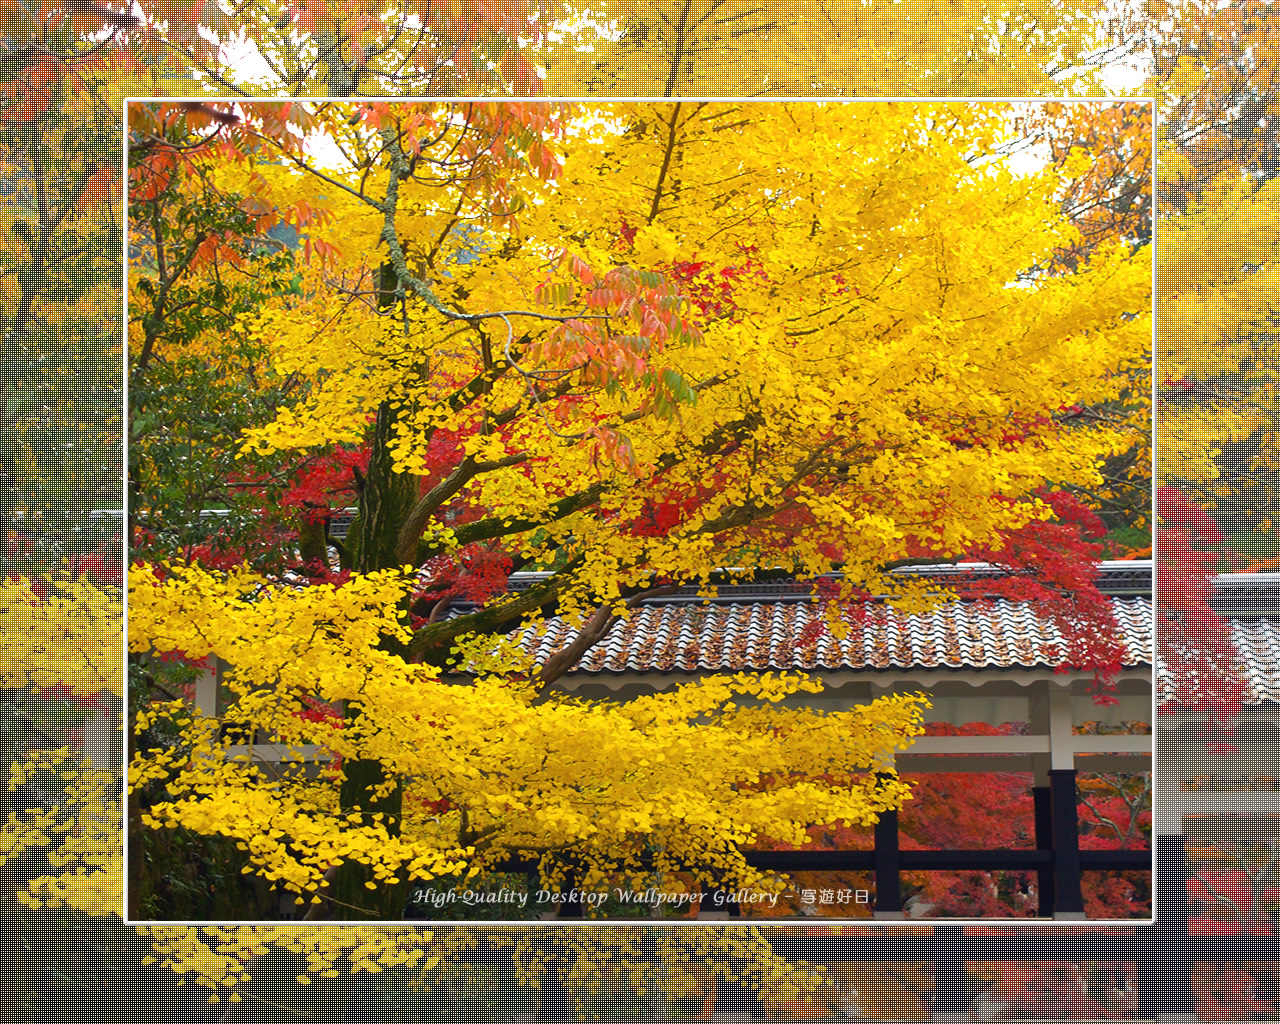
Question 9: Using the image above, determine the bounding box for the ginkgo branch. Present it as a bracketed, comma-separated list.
[535, 586, 680, 687]
[396, 450, 530, 564]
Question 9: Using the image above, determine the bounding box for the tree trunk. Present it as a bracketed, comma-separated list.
[296, 506, 330, 572]
[328, 401, 418, 920]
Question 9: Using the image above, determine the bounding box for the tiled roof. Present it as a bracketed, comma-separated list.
[1160, 573, 1280, 705]
[508, 596, 1154, 676]
[458, 562, 1155, 677]
[1229, 618, 1280, 701]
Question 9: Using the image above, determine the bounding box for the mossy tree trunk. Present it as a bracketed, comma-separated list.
[328, 400, 419, 920]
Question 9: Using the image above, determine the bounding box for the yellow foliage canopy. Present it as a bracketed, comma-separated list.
[129, 560, 928, 900]
[126, 99, 1149, 918]
[540, 0, 1122, 98]
[227, 102, 1148, 596]
[1155, 1, 1280, 509]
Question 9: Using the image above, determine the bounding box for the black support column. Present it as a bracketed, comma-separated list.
[1032, 784, 1056, 915]
[874, 807, 903, 917]
[1138, 835, 1194, 1021]
[931, 926, 968, 1022]
[1048, 768, 1084, 917]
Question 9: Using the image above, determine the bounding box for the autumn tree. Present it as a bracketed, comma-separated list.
[127, 121, 323, 568]
[1148, 8, 1280, 1016]
[44, 1, 1139, 101]
[1156, 0, 1280, 557]
[996, 101, 1153, 552]
[1151, 0, 1280, 741]
[123, 98, 1150, 922]
[0, 12, 124, 580]
[0, 0, 1162, 1015]
[0, 5, 136, 1013]
[535, 0, 1132, 98]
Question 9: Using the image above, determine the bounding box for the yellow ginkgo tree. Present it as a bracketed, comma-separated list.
[538, 0, 1128, 98]
[126, 99, 1151, 921]
[1156, 0, 1280, 537]
[71, 1, 1134, 100]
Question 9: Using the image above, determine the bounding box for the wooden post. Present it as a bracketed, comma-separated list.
[874, 807, 903, 918]
[1046, 684, 1084, 918]
[1145, 835, 1195, 1022]
[1032, 784, 1056, 915]
[931, 926, 968, 1022]
[1048, 768, 1085, 917]
[192, 656, 219, 718]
